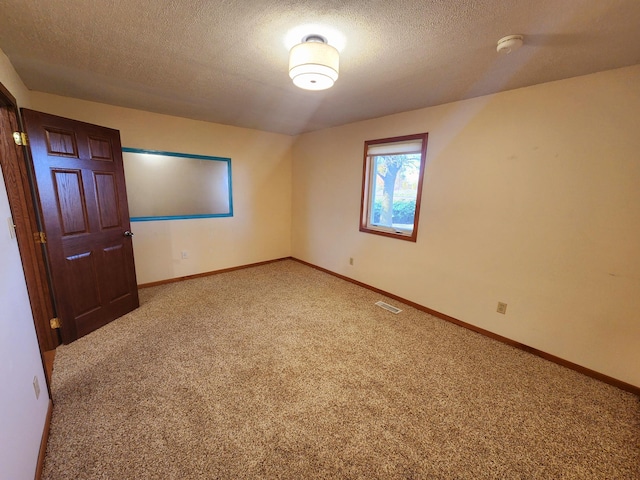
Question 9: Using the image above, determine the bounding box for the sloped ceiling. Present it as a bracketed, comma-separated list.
[0, 0, 639, 135]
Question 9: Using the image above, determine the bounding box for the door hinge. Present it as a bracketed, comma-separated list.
[13, 131, 28, 146]
[34, 231, 47, 244]
[50, 317, 61, 329]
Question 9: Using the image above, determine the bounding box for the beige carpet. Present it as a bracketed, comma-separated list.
[43, 260, 639, 479]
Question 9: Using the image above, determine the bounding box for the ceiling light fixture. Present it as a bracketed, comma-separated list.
[496, 34, 524, 54]
[289, 35, 339, 91]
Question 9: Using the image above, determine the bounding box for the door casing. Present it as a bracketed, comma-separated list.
[0, 83, 59, 359]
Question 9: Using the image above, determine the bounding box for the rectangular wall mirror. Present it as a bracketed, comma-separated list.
[122, 148, 233, 222]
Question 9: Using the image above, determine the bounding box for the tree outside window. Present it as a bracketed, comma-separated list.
[360, 133, 428, 242]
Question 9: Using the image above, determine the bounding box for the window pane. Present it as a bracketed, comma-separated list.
[369, 154, 421, 232]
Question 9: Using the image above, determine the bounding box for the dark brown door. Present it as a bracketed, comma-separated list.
[22, 109, 139, 343]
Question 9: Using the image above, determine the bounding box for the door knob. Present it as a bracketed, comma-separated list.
[123, 231, 134, 237]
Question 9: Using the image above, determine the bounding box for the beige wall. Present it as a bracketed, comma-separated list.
[0, 48, 31, 107]
[31, 92, 294, 284]
[292, 65, 640, 388]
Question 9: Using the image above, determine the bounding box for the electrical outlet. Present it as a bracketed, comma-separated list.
[349, 257, 354, 266]
[497, 302, 507, 314]
[33, 376, 40, 399]
[181, 250, 189, 259]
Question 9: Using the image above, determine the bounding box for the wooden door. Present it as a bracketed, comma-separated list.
[22, 109, 139, 343]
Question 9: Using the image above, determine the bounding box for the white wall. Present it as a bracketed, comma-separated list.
[0, 48, 49, 480]
[292, 65, 640, 388]
[30, 93, 294, 285]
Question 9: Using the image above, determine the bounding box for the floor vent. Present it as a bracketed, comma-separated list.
[375, 301, 402, 314]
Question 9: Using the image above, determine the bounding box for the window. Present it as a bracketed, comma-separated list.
[122, 148, 233, 222]
[359, 133, 428, 242]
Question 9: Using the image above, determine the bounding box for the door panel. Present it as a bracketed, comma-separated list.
[94, 172, 121, 228]
[53, 169, 88, 234]
[65, 251, 101, 316]
[22, 109, 139, 343]
[88, 136, 113, 160]
[103, 244, 131, 301]
[45, 127, 78, 157]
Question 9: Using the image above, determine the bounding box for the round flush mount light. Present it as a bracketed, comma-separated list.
[289, 34, 339, 91]
[496, 34, 524, 54]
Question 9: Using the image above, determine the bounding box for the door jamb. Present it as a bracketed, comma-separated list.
[0, 81, 60, 368]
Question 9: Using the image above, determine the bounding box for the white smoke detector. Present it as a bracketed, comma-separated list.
[497, 35, 524, 54]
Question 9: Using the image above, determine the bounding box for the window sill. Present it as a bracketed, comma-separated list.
[359, 224, 417, 242]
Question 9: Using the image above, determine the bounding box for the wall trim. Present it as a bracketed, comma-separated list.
[291, 257, 640, 397]
[34, 399, 53, 480]
[137, 257, 290, 289]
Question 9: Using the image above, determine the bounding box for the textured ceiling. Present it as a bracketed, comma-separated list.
[0, 0, 639, 135]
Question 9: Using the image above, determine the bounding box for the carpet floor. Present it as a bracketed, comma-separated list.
[43, 260, 639, 479]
